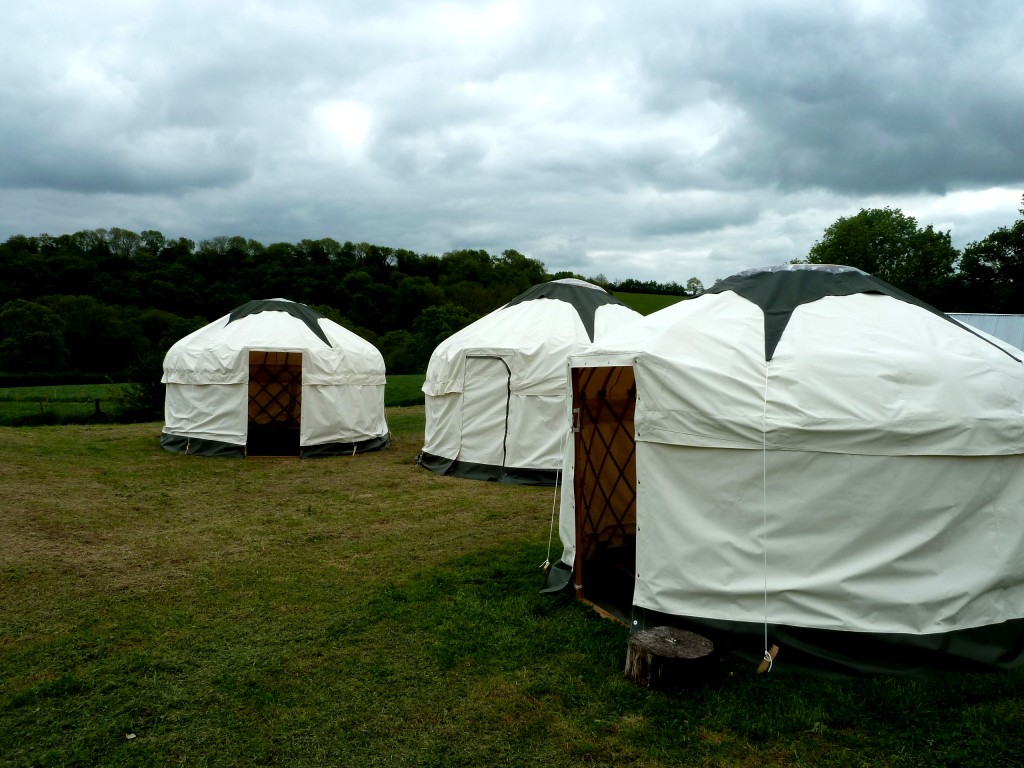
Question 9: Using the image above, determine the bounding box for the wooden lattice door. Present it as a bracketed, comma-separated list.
[247, 351, 302, 456]
[572, 366, 637, 614]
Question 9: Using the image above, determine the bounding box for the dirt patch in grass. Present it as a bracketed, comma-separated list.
[0, 414, 555, 600]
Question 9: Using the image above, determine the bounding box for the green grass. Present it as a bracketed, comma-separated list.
[0, 383, 126, 423]
[385, 373, 426, 406]
[613, 292, 685, 316]
[0, 383, 120, 401]
[2, 415, 1023, 767]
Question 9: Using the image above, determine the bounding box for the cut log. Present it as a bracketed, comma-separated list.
[625, 626, 716, 689]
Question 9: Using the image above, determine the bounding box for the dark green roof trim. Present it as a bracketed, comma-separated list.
[705, 264, 1020, 362]
[503, 281, 626, 342]
[228, 299, 331, 347]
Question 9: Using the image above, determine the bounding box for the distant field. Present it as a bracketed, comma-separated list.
[613, 291, 686, 315]
[0, 383, 122, 402]
[0, 383, 126, 423]
[385, 373, 425, 406]
[0, 376, 426, 425]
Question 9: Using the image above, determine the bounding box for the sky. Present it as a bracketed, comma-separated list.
[2, 0, 1023, 288]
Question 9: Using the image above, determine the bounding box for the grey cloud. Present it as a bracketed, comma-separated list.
[0, 0, 1022, 289]
[633, 1, 1024, 196]
[631, 201, 760, 238]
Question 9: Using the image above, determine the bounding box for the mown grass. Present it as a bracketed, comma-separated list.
[2, 413, 1023, 767]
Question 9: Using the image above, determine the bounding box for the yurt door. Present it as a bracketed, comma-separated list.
[572, 365, 637, 618]
[247, 350, 302, 456]
[461, 356, 512, 477]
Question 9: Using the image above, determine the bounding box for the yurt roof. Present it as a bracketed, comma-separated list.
[498, 278, 630, 342]
[586, 264, 1024, 456]
[424, 279, 642, 395]
[163, 299, 384, 386]
[229, 298, 333, 346]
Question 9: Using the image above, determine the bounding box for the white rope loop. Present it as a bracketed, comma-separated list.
[761, 359, 771, 669]
[541, 418, 570, 571]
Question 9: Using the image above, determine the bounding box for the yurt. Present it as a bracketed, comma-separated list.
[161, 299, 390, 458]
[546, 264, 1024, 675]
[418, 279, 642, 484]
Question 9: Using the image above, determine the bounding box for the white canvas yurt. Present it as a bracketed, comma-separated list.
[418, 279, 642, 484]
[546, 264, 1024, 674]
[161, 299, 389, 458]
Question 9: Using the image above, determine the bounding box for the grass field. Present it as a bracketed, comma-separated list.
[383, 374, 426, 406]
[613, 292, 686, 315]
[0, 383, 125, 423]
[2, 414, 1024, 767]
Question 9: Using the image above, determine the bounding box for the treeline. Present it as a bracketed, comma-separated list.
[800, 198, 1024, 313]
[0, 230, 693, 391]
[3, 196, 1021, 400]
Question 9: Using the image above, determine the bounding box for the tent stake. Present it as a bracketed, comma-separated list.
[757, 644, 779, 674]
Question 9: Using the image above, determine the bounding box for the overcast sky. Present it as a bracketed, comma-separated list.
[2, 0, 1023, 287]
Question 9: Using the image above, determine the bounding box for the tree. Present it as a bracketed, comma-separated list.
[107, 227, 144, 260]
[956, 195, 1024, 312]
[494, 249, 546, 294]
[409, 303, 476, 369]
[341, 270, 395, 333]
[806, 207, 959, 307]
[393, 276, 445, 329]
[440, 249, 494, 287]
[38, 295, 143, 375]
[686, 277, 704, 296]
[377, 329, 419, 374]
[0, 299, 71, 372]
[140, 230, 167, 257]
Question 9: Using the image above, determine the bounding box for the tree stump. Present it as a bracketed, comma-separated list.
[625, 626, 715, 689]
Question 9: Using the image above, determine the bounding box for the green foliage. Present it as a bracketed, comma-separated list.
[5, 199, 1021, 391]
[805, 207, 960, 307]
[0, 299, 71, 372]
[413, 302, 476, 353]
[957, 195, 1024, 312]
[0, 230, 558, 382]
[378, 329, 419, 374]
[38, 295, 145, 373]
[112, 352, 165, 422]
[613, 277, 692, 296]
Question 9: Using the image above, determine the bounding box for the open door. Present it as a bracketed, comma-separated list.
[460, 355, 512, 480]
[572, 365, 637, 620]
[247, 350, 302, 456]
